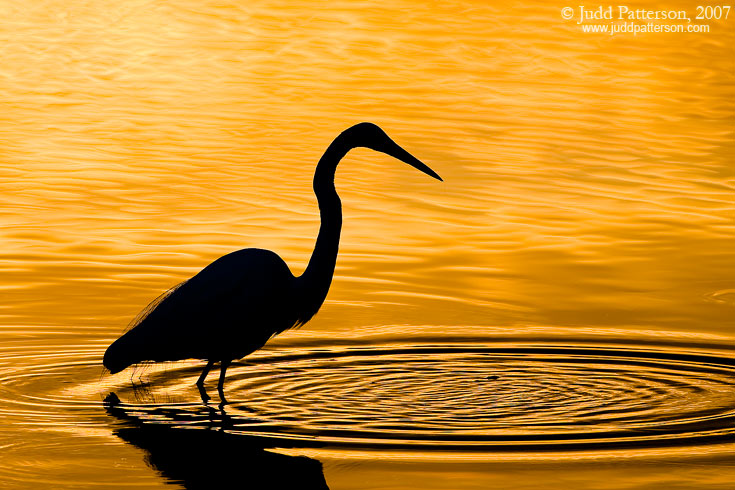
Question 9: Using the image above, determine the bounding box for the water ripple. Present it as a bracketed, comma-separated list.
[4, 338, 731, 458]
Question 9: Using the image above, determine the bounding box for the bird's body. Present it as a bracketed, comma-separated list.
[103, 249, 297, 374]
[103, 122, 441, 399]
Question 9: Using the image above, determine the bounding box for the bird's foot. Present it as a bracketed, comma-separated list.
[197, 382, 211, 404]
[217, 386, 229, 407]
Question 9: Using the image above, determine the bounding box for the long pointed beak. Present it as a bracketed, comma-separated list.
[382, 140, 443, 182]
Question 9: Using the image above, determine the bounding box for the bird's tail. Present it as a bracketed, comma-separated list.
[104, 281, 188, 374]
[103, 327, 148, 374]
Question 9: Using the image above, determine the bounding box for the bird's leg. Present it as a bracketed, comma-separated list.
[197, 360, 214, 403]
[197, 359, 214, 385]
[217, 360, 231, 405]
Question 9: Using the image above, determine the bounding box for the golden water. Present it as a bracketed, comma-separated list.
[0, 0, 733, 488]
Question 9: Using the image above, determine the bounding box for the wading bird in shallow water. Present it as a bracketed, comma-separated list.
[103, 122, 442, 402]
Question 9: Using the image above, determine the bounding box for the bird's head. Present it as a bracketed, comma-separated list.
[341, 122, 443, 182]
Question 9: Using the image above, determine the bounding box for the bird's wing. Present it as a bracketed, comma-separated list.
[130, 248, 295, 340]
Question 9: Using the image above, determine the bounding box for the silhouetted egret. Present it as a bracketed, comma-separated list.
[103, 123, 442, 400]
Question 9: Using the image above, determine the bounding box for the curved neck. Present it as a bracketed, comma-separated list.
[296, 135, 350, 322]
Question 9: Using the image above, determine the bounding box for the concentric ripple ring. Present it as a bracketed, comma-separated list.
[101, 341, 735, 453]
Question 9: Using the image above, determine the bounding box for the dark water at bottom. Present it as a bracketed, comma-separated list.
[1, 328, 734, 489]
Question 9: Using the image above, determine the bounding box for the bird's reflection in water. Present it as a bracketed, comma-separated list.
[104, 393, 329, 489]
